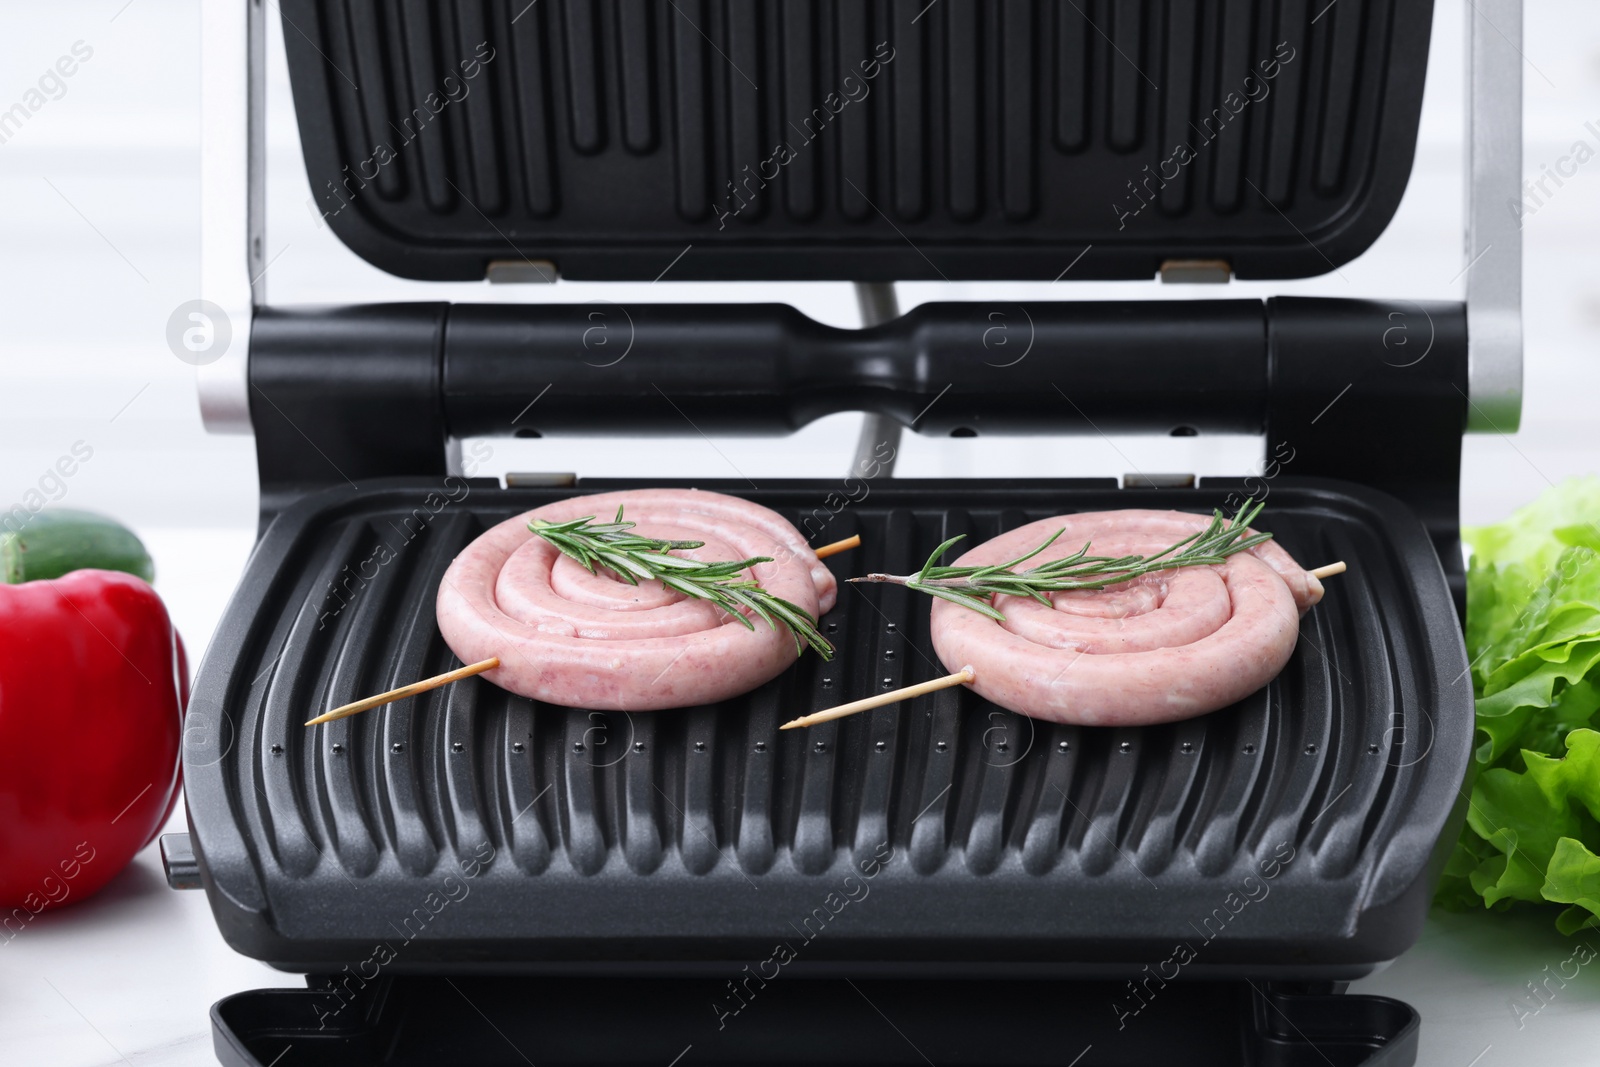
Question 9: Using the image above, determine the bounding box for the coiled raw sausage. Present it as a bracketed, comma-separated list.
[436, 489, 836, 710]
[929, 509, 1322, 726]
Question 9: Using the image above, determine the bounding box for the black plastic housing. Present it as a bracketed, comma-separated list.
[210, 975, 1421, 1067]
[183, 478, 1471, 976]
[281, 0, 1435, 281]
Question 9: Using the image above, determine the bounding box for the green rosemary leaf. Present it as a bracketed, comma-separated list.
[991, 526, 1071, 573]
[917, 535, 969, 579]
[909, 582, 1009, 621]
[529, 512, 834, 660]
[851, 500, 1274, 623]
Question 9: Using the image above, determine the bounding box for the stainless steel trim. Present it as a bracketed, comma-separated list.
[1124, 473, 1198, 489]
[197, 0, 259, 435]
[487, 259, 560, 283]
[1465, 0, 1523, 432]
[247, 0, 266, 309]
[854, 281, 900, 328]
[505, 472, 580, 489]
[1159, 259, 1231, 284]
[851, 282, 903, 478]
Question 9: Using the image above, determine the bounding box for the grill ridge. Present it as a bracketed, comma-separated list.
[312, 521, 389, 877]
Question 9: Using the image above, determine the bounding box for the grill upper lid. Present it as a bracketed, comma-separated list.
[284, 0, 1435, 282]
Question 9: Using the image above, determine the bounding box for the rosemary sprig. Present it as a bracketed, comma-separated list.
[529, 509, 834, 660]
[849, 499, 1273, 622]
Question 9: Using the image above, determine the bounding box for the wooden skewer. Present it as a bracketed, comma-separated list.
[303, 657, 500, 727]
[780, 666, 976, 730]
[302, 540, 860, 730]
[813, 534, 862, 559]
[1309, 561, 1347, 579]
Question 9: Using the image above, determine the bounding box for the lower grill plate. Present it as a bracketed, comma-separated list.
[183, 478, 1470, 974]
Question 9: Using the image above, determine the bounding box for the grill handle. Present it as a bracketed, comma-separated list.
[442, 299, 1269, 438]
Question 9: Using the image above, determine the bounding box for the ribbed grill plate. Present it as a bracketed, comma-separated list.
[280, 0, 1434, 281]
[184, 478, 1470, 972]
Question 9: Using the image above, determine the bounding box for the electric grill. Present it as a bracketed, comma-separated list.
[173, 1, 1524, 1063]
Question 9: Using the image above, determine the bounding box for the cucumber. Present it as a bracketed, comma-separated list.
[0, 509, 156, 585]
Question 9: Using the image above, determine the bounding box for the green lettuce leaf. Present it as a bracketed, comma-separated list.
[1464, 763, 1583, 907]
[1541, 837, 1600, 935]
[1474, 634, 1600, 765]
[1445, 478, 1600, 932]
[1466, 477, 1600, 573]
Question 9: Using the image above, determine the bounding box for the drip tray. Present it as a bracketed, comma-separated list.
[212, 975, 1418, 1067]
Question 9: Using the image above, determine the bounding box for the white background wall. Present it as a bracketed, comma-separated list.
[0, 0, 1596, 653]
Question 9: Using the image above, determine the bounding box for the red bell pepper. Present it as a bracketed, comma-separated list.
[0, 569, 187, 919]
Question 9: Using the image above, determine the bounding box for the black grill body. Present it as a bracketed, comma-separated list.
[185, 479, 1469, 975]
[195, 1, 1476, 1061]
